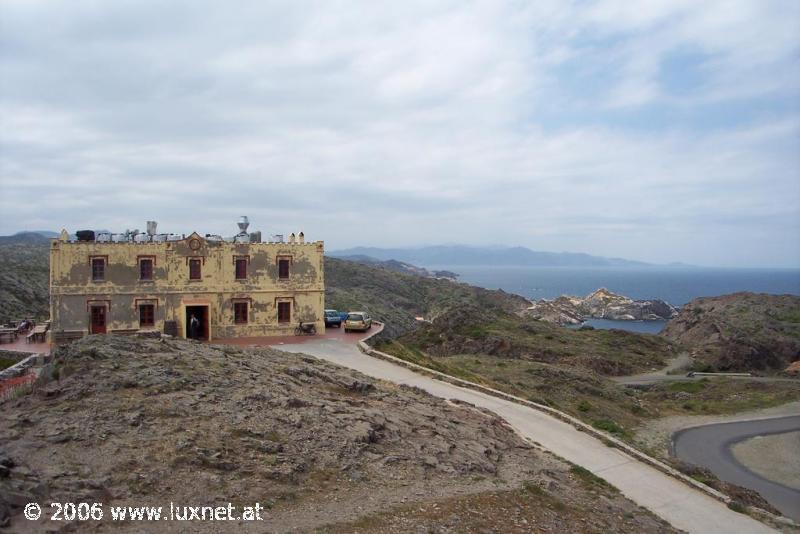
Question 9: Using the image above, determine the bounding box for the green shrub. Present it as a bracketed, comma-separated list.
[569, 465, 614, 490]
[727, 501, 747, 514]
[592, 419, 626, 436]
[522, 481, 546, 496]
[692, 362, 715, 373]
[577, 400, 592, 412]
[669, 381, 706, 394]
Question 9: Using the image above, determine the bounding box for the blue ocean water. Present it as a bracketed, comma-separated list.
[566, 318, 668, 334]
[426, 265, 800, 334]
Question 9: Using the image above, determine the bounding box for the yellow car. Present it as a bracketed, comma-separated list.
[344, 311, 372, 332]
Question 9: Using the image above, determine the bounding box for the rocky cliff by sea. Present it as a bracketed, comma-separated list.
[527, 288, 679, 326]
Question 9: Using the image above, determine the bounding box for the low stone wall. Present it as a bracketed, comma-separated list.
[357, 322, 792, 526]
[0, 349, 35, 365]
[0, 353, 51, 381]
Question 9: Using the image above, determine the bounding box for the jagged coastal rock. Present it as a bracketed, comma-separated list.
[527, 288, 678, 325]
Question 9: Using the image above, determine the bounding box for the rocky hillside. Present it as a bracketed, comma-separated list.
[0, 244, 50, 324]
[528, 288, 678, 325]
[333, 255, 458, 280]
[0, 232, 51, 245]
[660, 292, 800, 373]
[324, 256, 530, 337]
[0, 335, 674, 532]
[380, 304, 678, 377]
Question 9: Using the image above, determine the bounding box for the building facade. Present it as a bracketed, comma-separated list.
[49, 228, 325, 341]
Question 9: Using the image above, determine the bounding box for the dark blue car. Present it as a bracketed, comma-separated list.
[324, 309, 343, 328]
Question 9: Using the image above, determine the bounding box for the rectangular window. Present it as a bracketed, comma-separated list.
[277, 302, 291, 323]
[139, 258, 153, 280]
[278, 259, 290, 280]
[189, 259, 202, 280]
[91, 258, 105, 281]
[234, 302, 248, 324]
[139, 304, 155, 327]
[235, 258, 247, 280]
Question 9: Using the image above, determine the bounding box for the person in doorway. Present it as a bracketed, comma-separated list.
[189, 314, 200, 340]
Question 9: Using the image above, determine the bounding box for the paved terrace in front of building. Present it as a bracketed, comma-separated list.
[212, 326, 368, 348]
[0, 336, 50, 355]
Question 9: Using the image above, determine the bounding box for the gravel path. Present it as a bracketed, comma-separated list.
[732, 431, 800, 491]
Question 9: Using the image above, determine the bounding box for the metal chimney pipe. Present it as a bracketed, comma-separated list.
[237, 216, 250, 234]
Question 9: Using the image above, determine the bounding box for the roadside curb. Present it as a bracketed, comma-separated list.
[357, 322, 792, 527]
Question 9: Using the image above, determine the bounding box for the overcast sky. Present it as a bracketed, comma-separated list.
[0, 1, 798, 267]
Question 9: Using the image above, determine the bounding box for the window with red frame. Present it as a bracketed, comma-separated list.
[278, 259, 290, 279]
[139, 304, 155, 327]
[91, 258, 105, 281]
[234, 302, 248, 324]
[277, 302, 291, 323]
[189, 259, 202, 280]
[235, 258, 247, 280]
[139, 258, 153, 280]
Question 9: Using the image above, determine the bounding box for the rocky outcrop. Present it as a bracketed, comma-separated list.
[527, 288, 678, 325]
[660, 292, 800, 373]
[524, 297, 584, 325]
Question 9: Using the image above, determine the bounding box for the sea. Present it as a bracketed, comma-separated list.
[425, 265, 800, 335]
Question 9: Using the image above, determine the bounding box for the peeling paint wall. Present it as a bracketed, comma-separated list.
[50, 234, 326, 339]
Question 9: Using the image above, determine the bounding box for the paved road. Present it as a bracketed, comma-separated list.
[673, 416, 800, 521]
[276, 336, 776, 534]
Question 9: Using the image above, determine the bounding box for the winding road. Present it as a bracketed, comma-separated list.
[271, 329, 776, 534]
[673, 416, 800, 521]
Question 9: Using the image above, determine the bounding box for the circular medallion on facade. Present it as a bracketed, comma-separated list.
[188, 238, 202, 251]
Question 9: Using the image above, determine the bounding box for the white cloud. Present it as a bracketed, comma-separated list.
[0, 0, 797, 266]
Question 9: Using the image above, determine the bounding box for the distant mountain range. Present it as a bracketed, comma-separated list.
[329, 246, 653, 268]
[0, 233, 667, 269]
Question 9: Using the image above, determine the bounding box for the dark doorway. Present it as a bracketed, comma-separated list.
[90, 305, 106, 334]
[186, 305, 209, 340]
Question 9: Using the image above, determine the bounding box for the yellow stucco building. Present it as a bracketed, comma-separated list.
[49, 220, 325, 342]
